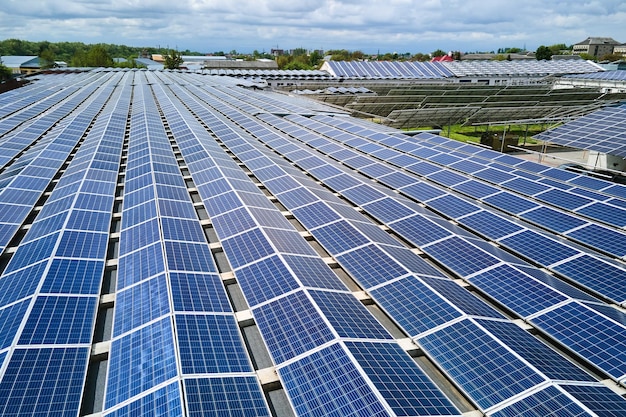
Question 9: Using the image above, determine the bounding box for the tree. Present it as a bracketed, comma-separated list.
[0, 63, 12, 81]
[164, 49, 183, 69]
[535, 45, 553, 60]
[39, 48, 56, 69]
[599, 53, 624, 62]
[431, 49, 447, 58]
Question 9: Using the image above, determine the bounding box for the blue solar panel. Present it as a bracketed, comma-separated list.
[452, 179, 500, 198]
[105, 318, 178, 408]
[113, 275, 171, 336]
[336, 244, 409, 287]
[576, 202, 626, 227]
[391, 215, 453, 246]
[499, 230, 579, 266]
[0, 299, 30, 350]
[184, 377, 271, 417]
[0, 347, 89, 417]
[427, 194, 480, 218]
[308, 289, 393, 340]
[291, 201, 342, 229]
[560, 383, 626, 417]
[501, 177, 550, 196]
[552, 255, 626, 304]
[401, 181, 447, 202]
[565, 224, 626, 258]
[278, 343, 390, 417]
[282, 254, 347, 291]
[476, 319, 595, 382]
[362, 197, 414, 223]
[117, 242, 165, 289]
[469, 264, 568, 317]
[422, 237, 501, 276]
[536, 188, 592, 210]
[164, 241, 217, 272]
[264, 227, 318, 256]
[484, 192, 539, 214]
[236, 255, 301, 306]
[253, 290, 335, 363]
[345, 341, 460, 416]
[418, 319, 546, 410]
[520, 206, 588, 232]
[175, 314, 252, 374]
[313, 220, 370, 253]
[0, 262, 44, 307]
[371, 277, 462, 336]
[420, 277, 505, 318]
[491, 385, 589, 417]
[19, 296, 97, 345]
[458, 210, 524, 239]
[40, 258, 104, 294]
[169, 272, 231, 312]
[104, 382, 183, 417]
[531, 302, 626, 380]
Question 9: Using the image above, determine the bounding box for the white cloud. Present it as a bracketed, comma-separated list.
[0, 0, 624, 53]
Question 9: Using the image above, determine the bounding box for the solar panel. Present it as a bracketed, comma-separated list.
[531, 302, 626, 380]
[418, 319, 547, 409]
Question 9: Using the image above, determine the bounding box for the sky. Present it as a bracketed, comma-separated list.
[1, 0, 625, 54]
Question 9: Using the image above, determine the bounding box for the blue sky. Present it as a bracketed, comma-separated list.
[1, 0, 625, 54]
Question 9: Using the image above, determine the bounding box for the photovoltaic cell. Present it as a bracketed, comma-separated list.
[491, 385, 589, 417]
[418, 319, 546, 409]
[422, 237, 501, 277]
[0, 300, 30, 350]
[236, 255, 301, 306]
[469, 264, 567, 317]
[105, 318, 178, 408]
[457, 210, 524, 240]
[551, 255, 626, 304]
[278, 342, 390, 417]
[336, 244, 409, 288]
[308, 289, 393, 340]
[104, 382, 183, 417]
[170, 272, 232, 312]
[499, 230, 579, 266]
[531, 302, 626, 380]
[345, 341, 460, 416]
[184, 377, 270, 417]
[476, 319, 595, 382]
[560, 383, 626, 417]
[420, 276, 505, 319]
[113, 275, 171, 336]
[282, 254, 347, 291]
[175, 314, 252, 374]
[252, 290, 335, 364]
[18, 296, 97, 345]
[0, 347, 89, 417]
[370, 277, 462, 336]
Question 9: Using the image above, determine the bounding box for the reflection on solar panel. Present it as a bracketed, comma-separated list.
[0, 69, 624, 417]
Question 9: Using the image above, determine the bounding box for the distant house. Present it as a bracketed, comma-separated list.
[572, 37, 621, 58]
[613, 44, 626, 58]
[431, 54, 454, 62]
[1, 56, 42, 75]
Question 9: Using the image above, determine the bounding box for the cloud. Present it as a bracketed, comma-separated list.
[0, 0, 625, 53]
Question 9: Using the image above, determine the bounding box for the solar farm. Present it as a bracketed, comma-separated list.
[0, 67, 624, 417]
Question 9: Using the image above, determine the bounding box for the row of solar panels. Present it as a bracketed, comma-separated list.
[323, 60, 603, 79]
[157, 71, 626, 415]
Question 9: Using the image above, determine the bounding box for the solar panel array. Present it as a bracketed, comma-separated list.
[536, 103, 626, 157]
[0, 69, 625, 417]
[323, 60, 602, 79]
